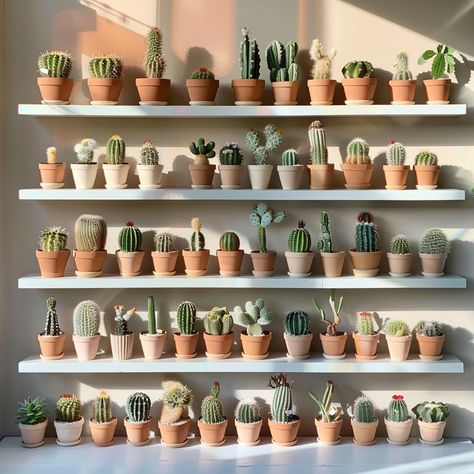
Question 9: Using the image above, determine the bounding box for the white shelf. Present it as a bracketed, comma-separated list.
[18, 188, 466, 201]
[18, 274, 467, 289]
[18, 353, 463, 374]
[18, 103, 467, 118]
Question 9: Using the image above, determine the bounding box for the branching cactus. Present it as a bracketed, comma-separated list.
[309, 39, 336, 80]
[246, 124, 283, 165]
[352, 396, 376, 423]
[88, 55, 122, 79]
[313, 289, 344, 336]
[154, 231, 175, 253]
[269, 373, 293, 423]
[357, 311, 377, 336]
[140, 141, 160, 165]
[160, 379, 192, 424]
[390, 234, 410, 255]
[309, 380, 343, 423]
[415, 151, 438, 166]
[203, 307, 233, 335]
[240, 27, 261, 80]
[234, 298, 273, 336]
[74, 138, 98, 164]
[118, 221, 142, 252]
[177, 301, 197, 335]
[281, 149, 299, 166]
[308, 121, 328, 165]
[387, 141, 406, 166]
[144, 27, 166, 79]
[388, 395, 410, 422]
[317, 211, 333, 253]
[73, 300, 100, 337]
[46, 147, 57, 164]
[284, 311, 310, 336]
[249, 202, 285, 253]
[420, 228, 449, 254]
[39, 226, 67, 252]
[355, 212, 379, 252]
[346, 138, 371, 165]
[219, 143, 244, 165]
[220, 232, 240, 251]
[415, 320, 442, 337]
[106, 135, 126, 165]
[189, 218, 205, 251]
[191, 68, 215, 80]
[56, 394, 81, 422]
[412, 401, 449, 422]
[393, 52, 413, 80]
[38, 51, 72, 78]
[288, 220, 311, 253]
[112, 304, 136, 336]
[189, 138, 216, 165]
[201, 382, 225, 424]
[266, 40, 300, 82]
[126, 392, 151, 422]
[42, 297, 62, 336]
[94, 391, 113, 423]
[146, 296, 157, 335]
[342, 60, 374, 78]
[75, 214, 106, 252]
[418, 44, 456, 79]
[385, 320, 410, 337]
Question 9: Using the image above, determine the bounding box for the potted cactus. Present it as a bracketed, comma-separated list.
[73, 214, 107, 278]
[266, 40, 300, 105]
[309, 381, 343, 444]
[341, 138, 373, 189]
[249, 202, 285, 276]
[198, 382, 227, 446]
[152, 231, 179, 276]
[182, 218, 210, 276]
[418, 44, 456, 104]
[218, 143, 245, 188]
[188, 138, 216, 188]
[246, 125, 283, 189]
[89, 390, 117, 446]
[37, 51, 72, 103]
[173, 301, 199, 359]
[415, 320, 444, 360]
[235, 298, 273, 359]
[353, 311, 380, 360]
[389, 52, 417, 104]
[38, 297, 65, 360]
[385, 320, 412, 361]
[110, 305, 136, 360]
[103, 135, 129, 189]
[203, 307, 234, 359]
[385, 395, 413, 445]
[38, 146, 66, 189]
[124, 392, 152, 446]
[383, 141, 409, 189]
[140, 296, 166, 360]
[72, 300, 101, 361]
[341, 60, 377, 104]
[277, 149, 303, 189]
[349, 212, 382, 277]
[36, 226, 70, 278]
[283, 310, 312, 359]
[387, 234, 412, 277]
[217, 232, 244, 276]
[136, 27, 170, 105]
[116, 221, 144, 276]
[419, 228, 449, 276]
[412, 401, 449, 445]
[186, 68, 219, 104]
[268, 373, 300, 446]
[313, 290, 346, 358]
[17, 397, 48, 448]
[54, 394, 84, 446]
[413, 151, 440, 189]
[232, 28, 264, 105]
[285, 220, 314, 277]
[87, 55, 123, 104]
[234, 399, 262, 446]
[317, 212, 345, 278]
[350, 396, 378, 445]
[71, 138, 98, 189]
[307, 40, 337, 105]
[159, 380, 193, 447]
[307, 121, 334, 189]
[137, 140, 163, 189]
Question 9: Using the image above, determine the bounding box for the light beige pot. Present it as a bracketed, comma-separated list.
[320, 332, 347, 358]
[285, 251, 315, 277]
[418, 419, 446, 443]
[110, 333, 134, 360]
[353, 332, 380, 359]
[386, 334, 412, 361]
[385, 417, 413, 444]
[235, 419, 263, 446]
[387, 253, 412, 276]
[54, 417, 84, 446]
[116, 250, 145, 276]
[19, 420, 48, 447]
[351, 418, 379, 445]
[320, 251, 345, 277]
[315, 417, 343, 444]
[277, 165, 303, 190]
[349, 250, 382, 277]
[284, 333, 313, 359]
[71, 163, 98, 189]
[218, 164, 245, 189]
[73, 334, 100, 361]
[103, 163, 129, 189]
[248, 165, 273, 190]
[419, 253, 447, 277]
[137, 164, 164, 189]
[140, 332, 166, 360]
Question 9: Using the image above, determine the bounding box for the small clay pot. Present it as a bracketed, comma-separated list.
[152, 250, 179, 276]
[389, 79, 417, 104]
[72, 334, 100, 361]
[19, 420, 47, 447]
[89, 417, 117, 446]
[284, 333, 313, 359]
[250, 251, 276, 276]
[218, 164, 245, 189]
[387, 253, 412, 277]
[198, 418, 228, 446]
[103, 163, 130, 189]
[182, 249, 210, 276]
[136, 78, 171, 104]
[272, 81, 299, 105]
[38, 163, 66, 188]
[314, 417, 343, 444]
[423, 79, 451, 104]
[320, 251, 345, 277]
[320, 332, 347, 358]
[203, 332, 234, 358]
[54, 417, 84, 446]
[248, 164, 273, 190]
[240, 331, 271, 359]
[235, 419, 262, 446]
[383, 165, 409, 190]
[231, 79, 265, 105]
[189, 164, 216, 188]
[349, 250, 382, 277]
[159, 418, 191, 446]
[385, 417, 413, 444]
[38, 332, 66, 359]
[174, 332, 199, 359]
[351, 418, 378, 445]
[137, 164, 164, 189]
[307, 164, 334, 189]
[285, 251, 315, 277]
[116, 250, 144, 277]
[186, 79, 219, 104]
[87, 78, 122, 104]
[73, 249, 107, 278]
[277, 165, 304, 190]
[36, 249, 70, 278]
[110, 333, 134, 360]
[418, 419, 446, 443]
[342, 78, 377, 104]
[217, 249, 244, 276]
[71, 163, 98, 189]
[140, 332, 167, 360]
[413, 165, 440, 189]
[419, 253, 447, 277]
[268, 417, 300, 446]
[124, 418, 151, 445]
[37, 77, 73, 104]
[353, 332, 380, 359]
[416, 333, 445, 359]
[386, 334, 412, 361]
[307, 79, 336, 105]
[341, 163, 373, 189]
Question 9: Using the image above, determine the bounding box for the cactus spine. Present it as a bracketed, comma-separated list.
[415, 320, 442, 337]
[73, 300, 100, 337]
[353, 396, 376, 423]
[144, 27, 166, 79]
[38, 51, 72, 78]
[269, 373, 293, 423]
[140, 141, 160, 165]
[234, 298, 273, 336]
[387, 141, 406, 166]
[288, 220, 311, 253]
[249, 202, 285, 253]
[266, 40, 300, 82]
[191, 68, 215, 79]
[246, 124, 283, 165]
[357, 311, 376, 336]
[388, 395, 409, 422]
[88, 55, 122, 79]
[284, 311, 310, 336]
[56, 394, 81, 422]
[235, 399, 261, 424]
[118, 221, 142, 252]
[112, 305, 135, 336]
[219, 143, 243, 165]
[203, 307, 233, 336]
[105, 135, 126, 165]
[309, 40, 336, 80]
[75, 214, 106, 252]
[240, 27, 261, 79]
[126, 392, 151, 422]
[317, 211, 333, 253]
[415, 151, 438, 166]
[43, 297, 61, 336]
[39, 226, 67, 252]
[160, 380, 192, 424]
[146, 296, 157, 335]
[393, 52, 413, 80]
[46, 147, 57, 164]
[281, 148, 299, 166]
[346, 138, 371, 164]
[420, 228, 449, 254]
[390, 234, 410, 254]
[220, 232, 240, 251]
[74, 138, 97, 164]
[154, 232, 174, 252]
[342, 60, 374, 78]
[94, 391, 113, 423]
[308, 121, 328, 164]
[190, 218, 205, 251]
[177, 301, 197, 335]
[355, 212, 378, 252]
[201, 382, 225, 424]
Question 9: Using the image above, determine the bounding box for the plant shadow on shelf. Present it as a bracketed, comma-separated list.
[166, 154, 192, 188]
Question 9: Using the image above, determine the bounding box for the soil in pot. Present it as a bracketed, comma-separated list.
[235, 419, 263, 446]
[315, 417, 343, 444]
[87, 78, 123, 104]
[186, 79, 219, 104]
[182, 249, 210, 276]
[353, 332, 380, 359]
[36, 249, 70, 278]
[116, 250, 145, 276]
[38, 332, 66, 359]
[307, 79, 336, 105]
[159, 417, 191, 446]
[284, 333, 313, 359]
[419, 253, 447, 277]
[140, 331, 166, 360]
[38, 163, 66, 188]
[387, 253, 412, 277]
[73, 334, 101, 361]
[174, 332, 199, 359]
[89, 417, 117, 446]
[386, 334, 412, 361]
[217, 250, 244, 276]
[250, 251, 276, 277]
[204, 332, 234, 359]
[285, 251, 315, 277]
[54, 417, 84, 446]
[240, 331, 271, 359]
[272, 81, 299, 105]
[349, 250, 382, 277]
[268, 417, 300, 446]
[71, 163, 98, 189]
[418, 419, 446, 443]
[73, 249, 107, 278]
[277, 165, 304, 190]
[383, 165, 409, 190]
[189, 164, 216, 189]
[124, 418, 152, 445]
[103, 163, 130, 189]
[342, 78, 377, 104]
[137, 164, 164, 189]
[110, 333, 134, 360]
[320, 251, 345, 277]
[231, 79, 265, 105]
[19, 420, 48, 448]
[423, 79, 451, 104]
[389, 80, 417, 104]
[198, 418, 228, 446]
[218, 164, 245, 189]
[152, 250, 179, 276]
[385, 417, 413, 444]
[413, 165, 440, 189]
[351, 418, 379, 445]
[37, 77, 73, 104]
[341, 163, 373, 189]
[416, 333, 445, 360]
[320, 332, 347, 359]
[248, 164, 273, 190]
[136, 78, 171, 104]
[307, 164, 334, 189]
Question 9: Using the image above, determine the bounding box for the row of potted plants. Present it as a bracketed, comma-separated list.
[37, 26, 456, 106]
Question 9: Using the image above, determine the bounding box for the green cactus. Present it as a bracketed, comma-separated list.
[220, 232, 240, 251]
[342, 60, 374, 78]
[17, 397, 47, 425]
[393, 52, 413, 80]
[189, 218, 205, 251]
[353, 396, 376, 423]
[309, 380, 343, 423]
[317, 211, 333, 253]
[93, 390, 113, 423]
[38, 51, 72, 78]
[390, 234, 410, 254]
[42, 297, 62, 336]
[126, 392, 151, 422]
[284, 311, 310, 336]
[239, 27, 261, 80]
[246, 124, 283, 165]
[56, 394, 81, 422]
[357, 312, 376, 336]
[177, 301, 197, 335]
[201, 382, 225, 424]
[88, 55, 122, 79]
[74, 138, 97, 164]
[105, 135, 126, 165]
[420, 228, 449, 254]
[288, 220, 312, 253]
[387, 141, 406, 166]
[234, 298, 273, 336]
[249, 202, 285, 253]
[160, 380, 193, 424]
[281, 148, 299, 166]
[266, 40, 300, 82]
[144, 27, 166, 79]
[269, 373, 293, 423]
[415, 320, 442, 337]
[415, 150, 438, 166]
[75, 214, 106, 252]
[385, 320, 410, 337]
[73, 300, 100, 337]
[412, 401, 449, 422]
[140, 141, 160, 165]
[235, 399, 261, 424]
[417, 44, 456, 79]
[118, 221, 142, 252]
[308, 121, 328, 165]
[112, 304, 135, 336]
[387, 395, 410, 422]
[146, 296, 157, 335]
[189, 138, 216, 165]
[39, 226, 67, 252]
[355, 212, 379, 252]
[154, 232, 175, 252]
[346, 138, 371, 165]
[309, 39, 336, 80]
[313, 290, 344, 336]
[203, 307, 233, 335]
[219, 143, 244, 165]
[191, 67, 215, 80]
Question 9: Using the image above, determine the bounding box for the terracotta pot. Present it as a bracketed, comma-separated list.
[103, 163, 130, 189]
[307, 79, 336, 105]
[342, 78, 377, 104]
[353, 332, 380, 359]
[140, 332, 166, 360]
[320, 251, 345, 277]
[124, 418, 151, 445]
[320, 332, 347, 358]
[349, 250, 382, 277]
[73, 334, 100, 361]
[89, 417, 117, 446]
[19, 420, 47, 447]
[87, 78, 122, 104]
[110, 333, 134, 360]
[248, 164, 273, 189]
[218, 164, 245, 188]
[137, 164, 164, 189]
[386, 334, 412, 361]
[389, 80, 417, 104]
[250, 251, 276, 276]
[159, 418, 191, 446]
[387, 253, 412, 277]
[416, 333, 445, 359]
[385, 417, 413, 444]
[71, 163, 98, 189]
[277, 165, 303, 189]
[54, 417, 84, 446]
[36, 249, 70, 278]
[136, 78, 170, 104]
[182, 249, 210, 276]
[204, 332, 234, 358]
[383, 165, 409, 190]
[37, 77, 73, 104]
[284, 333, 313, 359]
[116, 250, 144, 276]
[419, 253, 447, 277]
[285, 251, 315, 277]
[189, 164, 216, 188]
[235, 419, 262, 445]
[315, 417, 343, 444]
[418, 419, 446, 443]
[217, 249, 244, 276]
[272, 81, 299, 105]
[341, 163, 373, 189]
[186, 79, 219, 103]
[413, 165, 440, 189]
[231, 79, 265, 105]
[73, 250, 107, 278]
[268, 417, 300, 446]
[240, 331, 271, 359]
[307, 164, 334, 189]
[198, 418, 228, 446]
[152, 250, 179, 276]
[351, 418, 379, 445]
[174, 332, 199, 359]
[38, 163, 66, 188]
[38, 333, 66, 359]
[423, 79, 451, 104]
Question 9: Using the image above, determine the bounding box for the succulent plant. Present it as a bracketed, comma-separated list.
[357, 311, 377, 336]
[154, 231, 175, 253]
[415, 320, 443, 337]
[390, 234, 410, 254]
[284, 310, 310, 336]
[112, 304, 135, 336]
[281, 148, 299, 166]
[309, 39, 336, 80]
[385, 320, 410, 337]
[415, 150, 438, 166]
[46, 146, 57, 164]
[146, 295, 157, 335]
[235, 399, 261, 424]
[346, 138, 371, 165]
[234, 298, 273, 336]
[191, 67, 215, 80]
[249, 202, 285, 253]
[74, 138, 98, 164]
[239, 27, 261, 79]
[203, 307, 233, 336]
[38, 51, 72, 78]
[189, 138, 216, 165]
[201, 382, 225, 424]
[118, 221, 142, 252]
[266, 40, 300, 82]
[269, 373, 294, 423]
[317, 211, 333, 253]
[41, 297, 62, 337]
[73, 300, 100, 337]
[39, 226, 67, 252]
[392, 52, 413, 80]
[93, 390, 113, 423]
[352, 396, 376, 423]
[219, 143, 244, 165]
[160, 379, 193, 424]
[288, 220, 311, 253]
[246, 124, 283, 165]
[17, 397, 47, 425]
[308, 121, 328, 165]
[420, 228, 449, 254]
[177, 301, 197, 335]
[418, 44, 456, 79]
[126, 392, 151, 422]
[387, 395, 410, 422]
[386, 141, 406, 166]
[342, 60, 374, 78]
[75, 214, 106, 252]
[412, 401, 449, 422]
[313, 290, 344, 336]
[189, 217, 205, 251]
[105, 135, 126, 165]
[88, 55, 122, 79]
[309, 380, 343, 423]
[144, 27, 166, 79]
[56, 394, 81, 422]
[140, 141, 160, 165]
[354, 212, 379, 252]
[220, 232, 240, 251]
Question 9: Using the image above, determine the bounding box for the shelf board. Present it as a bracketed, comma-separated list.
[18, 103, 467, 118]
[18, 188, 466, 201]
[18, 353, 463, 374]
[18, 274, 467, 289]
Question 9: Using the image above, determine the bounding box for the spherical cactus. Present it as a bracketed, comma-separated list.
[94, 391, 113, 423]
[284, 311, 311, 336]
[106, 135, 126, 165]
[269, 373, 293, 423]
[385, 319, 410, 337]
[346, 138, 371, 165]
[75, 214, 106, 252]
[118, 221, 142, 252]
[387, 141, 406, 166]
[288, 220, 312, 253]
[201, 382, 225, 424]
[281, 148, 299, 166]
[387, 395, 409, 422]
[357, 311, 375, 336]
[73, 300, 100, 337]
[40, 226, 68, 252]
[125, 392, 151, 422]
[177, 301, 196, 335]
[420, 228, 449, 254]
[342, 60, 374, 78]
[38, 51, 72, 78]
[190, 218, 205, 251]
[191, 67, 215, 80]
[415, 150, 438, 166]
[154, 231, 174, 253]
[220, 232, 240, 251]
[235, 399, 261, 424]
[308, 121, 328, 165]
[140, 140, 160, 165]
[219, 143, 243, 165]
[390, 234, 410, 254]
[88, 55, 122, 79]
[353, 396, 376, 423]
[56, 394, 81, 422]
[415, 320, 442, 337]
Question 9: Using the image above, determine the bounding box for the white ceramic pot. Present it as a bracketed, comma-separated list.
[110, 333, 134, 360]
[384, 417, 413, 444]
[103, 163, 130, 189]
[248, 164, 273, 190]
[140, 332, 167, 360]
[54, 417, 85, 446]
[19, 420, 47, 447]
[277, 165, 303, 190]
[137, 164, 164, 189]
[418, 419, 446, 444]
[71, 163, 98, 189]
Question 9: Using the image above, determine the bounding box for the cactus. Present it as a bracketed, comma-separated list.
[354, 212, 379, 252]
[386, 141, 406, 166]
[118, 221, 142, 252]
[201, 382, 225, 424]
[93, 390, 113, 423]
[313, 290, 344, 336]
[56, 394, 81, 422]
[239, 27, 261, 79]
[88, 55, 122, 79]
[309, 40, 336, 80]
[393, 52, 413, 80]
[346, 138, 371, 165]
[308, 121, 328, 165]
[219, 143, 244, 165]
[352, 396, 376, 423]
[415, 150, 438, 166]
[146, 296, 157, 335]
[317, 211, 333, 253]
[268, 373, 293, 423]
[189, 138, 216, 165]
[46, 147, 57, 164]
[17, 397, 47, 425]
[357, 311, 376, 336]
[418, 44, 456, 79]
[144, 27, 166, 79]
[220, 232, 240, 251]
[38, 51, 72, 78]
[387, 395, 410, 422]
[39, 226, 67, 252]
[75, 214, 106, 252]
[249, 202, 285, 253]
[309, 380, 343, 423]
[266, 40, 300, 82]
[420, 228, 449, 254]
[412, 401, 449, 422]
[234, 298, 273, 336]
[126, 392, 151, 423]
[246, 124, 283, 165]
[390, 234, 410, 254]
[342, 60, 374, 78]
[105, 135, 126, 165]
[191, 67, 215, 80]
[288, 220, 311, 253]
[203, 307, 233, 335]
[281, 148, 299, 166]
[73, 300, 100, 337]
[177, 301, 197, 335]
[160, 379, 193, 424]
[140, 141, 160, 165]
[42, 297, 62, 336]
[415, 320, 442, 337]
[189, 217, 205, 251]
[154, 232, 175, 252]
[112, 304, 135, 336]
[284, 311, 310, 336]
[74, 138, 98, 164]
[385, 320, 410, 337]
[235, 399, 261, 424]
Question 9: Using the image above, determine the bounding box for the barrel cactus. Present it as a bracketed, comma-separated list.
[144, 27, 166, 79]
[219, 143, 244, 165]
[55, 394, 81, 422]
[415, 151, 438, 166]
[246, 124, 283, 165]
[42, 297, 62, 336]
[191, 67, 215, 79]
[93, 391, 113, 423]
[234, 298, 273, 336]
[112, 304, 135, 336]
[88, 55, 122, 79]
[38, 51, 72, 78]
[266, 40, 300, 82]
[357, 311, 376, 336]
[269, 373, 293, 423]
[342, 60, 374, 78]
[284, 311, 311, 336]
[220, 232, 240, 251]
[288, 220, 312, 253]
[385, 320, 410, 337]
[74, 138, 97, 164]
[240, 27, 261, 80]
[118, 221, 142, 252]
[281, 149, 299, 166]
[201, 382, 225, 424]
[387, 141, 406, 166]
[75, 214, 106, 252]
[73, 300, 100, 337]
[352, 396, 376, 423]
[177, 301, 197, 335]
[420, 228, 449, 254]
[317, 211, 333, 253]
[415, 320, 442, 337]
[249, 202, 285, 253]
[140, 141, 160, 165]
[390, 234, 410, 255]
[354, 212, 379, 252]
[393, 52, 413, 80]
[39, 226, 67, 252]
[126, 392, 151, 422]
[203, 307, 233, 335]
[235, 399, 261, 424]
[308, 121, 328, 165]
[387, 395, 410, 422]
[105, 135, 126, 165]
[154, 231, 175, 253]
[346, 138, 371, 165]
[160, 379, 193, 424]
[189, 218, 205, 251]
[309, 39, 336, 80]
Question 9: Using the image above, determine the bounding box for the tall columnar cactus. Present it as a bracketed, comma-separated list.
[189, 138, 216, 165]
[140, 141, 160, 165]
[415, 151, 438, 166]
[392, 52, 413, 80]
[308, 121, 328, 165]
[249, 202, 285, 253]
[38, 51, 72, 78]
[415, 320, 442, 337]
[154, 232, 175, 252]
[235, 399, 261, 424]
[269, 373, 293, 423]
[385, 320, 410, 337]
[317, 211, 333, 253]
[313, 290, 344, 336]
[309, 380, 343, 423]
[147, 296, 156, 335]
[412, 401, 449, 422]
[353, 396, 376, 423]
[246, 124, 283, 165]
[75, 214, 106, 252]
[203, 307, 233, 335]
[56, 394, 81, 422]
[387, 395, 410, 422]
[73, 300, 100, 337]
[281, 149, 299, 166]
[357, 311, 376, 336]
[94, 391, 113, 423]
[106, 135, 126, 165]
[288, 220, 312, 253]
[342, 60, 374, 78]
[88, 55, 122, 79]
[177, 301, 197, 335]
[266, 40, 300, 82]
[126, 392, 151, 422]
[112, 304, 135, 336]
[201, 382, 225, 424]
[144, 27, 166, 79]
[43, 297, 61, 336]
[284, 311, 311, 336]
[420, 228, 449, 254]
[239, 27, 261, 80]
[160, 379, 193, 424]
[387, 141, 406, 166]
[190, 218, 205, 251]
[219, 143, 244, 165]
[234, 298, 273, 336]
[220, 232, 240, 251]
[346, 138, 371, 165]
[39, 226, 67, 252]
[74, 138, 98, 164]
[355, 212, 379, 252]
[191, 68, 215, 79]
[390, 234, 410, 254]
[118, 221, 142, 252]
[309, 39, 336, 80]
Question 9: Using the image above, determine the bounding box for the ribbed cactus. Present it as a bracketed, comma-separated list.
[73, 300, 100, 337]
[357, 311, 376, 336]
[309, 380, 343, 423]
[418, 44, 456, 80]
[385, 320, 410, 337]
[190, 218, 205, 251]
[203, 307, 233, 335]
[39, 226, 67, 252]
[249, 202, 285, 253]
[147, 296, 156, 335]
[105, 135, 126, 165]
[353, 396, 376, 423]
[284, 311, 310, 336]
[43, 297, 61, 336]
[234, 298, 273, 336]
[75, 215, 106, 252]
[126, 392, 151, 422]
[235, 399, 261, 424]
[220, 232, 240, 251]
[388, 395, 409, 422]
[219, 143, 244, 165]
[201, 382, 225, 424]
[390, 234, 410, 254]
[281, 148, 299, 166]
[144, 27, 166, 79]
[308, 121, 328, 165]
[346, 138, 371, 165]
[140, 141, 160, 165]
[420, 228, 449, 254]
[118, 221, 142, 252]
[56, 394, 81, 422]
[342, 60, 374, 78]
[415, 151, 438, 166]
[309, 39, 336, 80]
[240, 27, 261, 79]
[38, 51, 72, 78]
[412, 401, 449, 422]
[317, 211, 333, 253]
[74, 138, 97, 164]
[94, 391, 113, 423]
[355, 212, 379, 252]
[415, 320, 442, 337]
[189, 138, 216, 165]
[160, 380, 192, 424]
[387, 141, 406, 166]
[393, 52, 413, 80]
[154, 232, 175, 252]
[246, 124, 283, 165]
[269, 373, 293, 423]
[88, 55, 122, 79]
[266, 40, 300, 82]
[191, 68, 215, 79]
[288, 220, 312, 253]
[112, 304, 135, 336]
[313, 290, 344, 336]
[177, 301, 197, 335]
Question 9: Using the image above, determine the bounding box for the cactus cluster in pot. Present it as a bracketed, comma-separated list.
[110, 304, 136, 360]
[87, 55, 123, 104]
[182, 218, 209, 276]
[37, 50, 73, 104]
[387, 234, 412, 277]
[17, 396, 48, 447]
[351, 395, 378, 445]
[36, 226, 70, 278]
[218, 143, 245, 188]
[137, 140, 163, 189]
[285, 220, 315, 277]
[140, 295, 166, 360]
[317, 211, 345, 277]
[152, 231, 178, 276]
[341, 60, 377, 104]
[124, 392, 152, 445]
[419, 228, 449, 277]
[198, 382, 228, 446]
[38, 297, 65, 360]
[72, 300, 101, 361]
[414, 150, 440, 189]
[234, 399, 262, 446]
[283, 310, 313, 359]
[385, 319, 412, 361]
[186, 67, 219, 104]
[384, 395, 413, 444]
[202, 307, 234, 359]
[103, 135, 129, 188]
[188, 138, 216, 188]
[412, 401, 449, 444]
[71, 138, 98, 189]
[173, 301, 199, 359]
[307, 121, 334, 189]
[277, 148, 303, 189]
[389, 52, 417, 104]
[342, 138, 373, 189]
[89, 390, 116, 446]
[384, 141, 409, 189]
[308, 39, 337, 104]
[54, 394, 84, 447]
[415, 320, 444, 360]
[353, 311, 380, 360]
[116, 221, 144, 276]
[38, 145, 66, 189]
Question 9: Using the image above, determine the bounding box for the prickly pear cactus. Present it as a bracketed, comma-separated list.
[234, 298, 273, 336]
